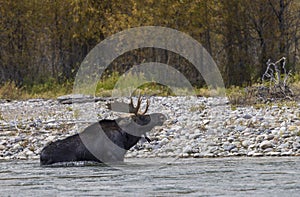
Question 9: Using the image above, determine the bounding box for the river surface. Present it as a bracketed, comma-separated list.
[0, 157, 299, 196]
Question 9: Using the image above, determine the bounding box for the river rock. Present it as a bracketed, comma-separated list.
[25, 150, 34, 156]
[293, 142, 300, 149]
[12, 143, 22, 151]
[182, 145, 193, 153]
[288, 125, 297, 131]
[45, 136, 55, 143]
[203, 153, 215, 157]
[243, 114, 252, 119]
[223, 143, 236, 151]
[0, 144, 6, 151]
[159, 138, 169, 146]
[256, 135, 264, 142]
[266, 152, 281, 156]
[281, 151, 292, 156]
[193, 153, 201, 158]
[227, 137, 235, 143]
[259, 140, 273, 149]
[263, 148, 273, 153]
[264, 134, 275, 140]
[242, 140, 251, 148]
[180, 153, 189, 158]
[280, 127, 287, 132]
[247, 151, 255, 156]
[252, 152, 264, 157]
[190, 133, 201, 139]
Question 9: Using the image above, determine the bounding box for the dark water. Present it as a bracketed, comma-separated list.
[0, 157, 299, 196]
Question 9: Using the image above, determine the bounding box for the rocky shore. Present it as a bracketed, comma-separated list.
[1, 96, 300, 161]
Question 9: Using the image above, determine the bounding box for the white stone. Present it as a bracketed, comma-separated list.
[281, 152, 292, 156]
[241, 140, 251, 148]
[159, 138, 169, 146]
[0, 144, 6, 151]
[252, 152, 264, 157]
[25, 150, 34, 156]
[266, 152, 281, 156]
[45, 136, 55, 142]
[247, 151, 256, 156]
[264, 134, 274, 140]
[259, 140, 273, 149]
[180, 153, 189, 158]
[183, 145, 193, 153]
[13, 143, 21, 150]
[280, 127, 287, 132]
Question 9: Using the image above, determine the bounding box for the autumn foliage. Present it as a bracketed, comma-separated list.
[0, 0, 299, 90]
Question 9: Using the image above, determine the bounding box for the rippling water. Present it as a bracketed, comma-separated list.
[0, 157, 299, 196]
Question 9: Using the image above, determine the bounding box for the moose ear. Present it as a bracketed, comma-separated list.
[117, 117, 132, 127]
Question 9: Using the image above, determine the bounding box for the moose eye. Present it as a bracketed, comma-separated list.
[140, 116, 146, 121]
[158, 114, 167, 120]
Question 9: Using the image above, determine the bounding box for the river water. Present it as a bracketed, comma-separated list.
[0, 157, 299, 196]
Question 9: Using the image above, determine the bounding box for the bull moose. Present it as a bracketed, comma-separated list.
[40, 95, 166, 165]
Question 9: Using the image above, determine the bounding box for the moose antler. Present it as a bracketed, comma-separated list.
[107, 94, 150, 115]
[128, 94, 150, 115]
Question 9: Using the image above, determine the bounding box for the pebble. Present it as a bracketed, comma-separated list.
[223, 143, 236, 151]
[182, 145, 193, 153]
[247, 151, 256, 156]
[0, 144, 6, 151]
[280, 127, 287, 132]
[252, 152, 264, 157]
[243, 114, 252, 119]
[0, 96, 300, 160]
[45, 136, 56, 142]
[241, 140, 251, 148]
[263, 148, 273, 153]
[266, 152, 281, 156]
[259, 140, 273, 149]
[288, 126, 297, 131]
[264, 134, 274, 140]
[159, 138, 169, 146]
[227, 137, 235, 143]
[281, 151, 292, 156]
[293, 142, 300, 149]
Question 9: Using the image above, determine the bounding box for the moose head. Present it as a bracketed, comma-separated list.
[108, 94, 163, 142]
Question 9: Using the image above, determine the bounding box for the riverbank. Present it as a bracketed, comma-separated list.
[0, 96, 300, 161]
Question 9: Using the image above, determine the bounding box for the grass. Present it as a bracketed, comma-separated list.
[95, 71, 188, 97]
[226, 89, 298, 110]
[0, 80, 73, 100]
[225, 79, 300, 109]
[2, 71, 300, 111]
[0, 81, 24, 100]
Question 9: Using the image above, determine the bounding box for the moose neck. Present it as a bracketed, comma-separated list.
[115, 116, 150, 150]
[124, 133, 142, 150]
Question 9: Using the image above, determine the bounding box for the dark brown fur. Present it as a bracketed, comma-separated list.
[40, 113, 166, 165]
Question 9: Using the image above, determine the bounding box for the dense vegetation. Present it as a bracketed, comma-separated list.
[0, 0, 299, 98]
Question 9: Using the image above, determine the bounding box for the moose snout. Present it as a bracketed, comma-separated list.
[149, 113, 167, 125]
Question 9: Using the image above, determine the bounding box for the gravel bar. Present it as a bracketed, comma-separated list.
[0, 96, 300, 161]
